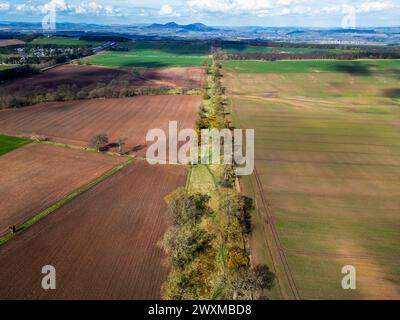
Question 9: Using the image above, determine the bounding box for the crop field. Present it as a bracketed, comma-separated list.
[0, 54, 19, 58]
[1, 64, 137, 90]
[0, 143, 124, 235]
[222, 59, 400, 74]
[0, 95, 200, 154]
[82, 40, 211, 69]
[30, 37, 102, 46]
[224, 59, 400, 299]
[0, 134, 30, 156]
[140, 67, 205, 88]
[222, 43, 346, 53]
[1, 64, 205, 92]
[123, 40, 211, 55]
[0, 65, 16, 71]
[0, 160, 186, 299]
[0, 39, 25, 47]
[83, 50, 209, 68]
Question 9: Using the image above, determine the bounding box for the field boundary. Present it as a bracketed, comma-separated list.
[0, 157, 134, 246]
[37, 140, 132, 159]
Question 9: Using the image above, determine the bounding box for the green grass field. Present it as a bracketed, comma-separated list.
[222, 43, 346, 54]
[0, 135, 30, 156]
[0, 54, 19, 59]
[222, 59, 400, 74]
[224, 59, 400, 299]
[82, 50, 209, 68]
[123, 40, 211, 55]
[30, 37, 103, 46]
[81, 40, 210, 68]
[0, 65, 16, 71]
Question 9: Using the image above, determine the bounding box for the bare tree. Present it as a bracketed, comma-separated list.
[91, 133, 108, 152]
[117, 137, 127, 154]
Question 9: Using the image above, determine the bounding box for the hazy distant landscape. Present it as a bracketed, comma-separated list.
[1, 21, 400, 44]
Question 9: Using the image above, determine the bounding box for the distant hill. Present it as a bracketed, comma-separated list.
[146, 22, 216, 32]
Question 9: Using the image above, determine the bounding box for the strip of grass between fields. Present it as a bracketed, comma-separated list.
[0, 158, 134, 246]
[38, 140, 131, 158]
[0, 134, 31, 156]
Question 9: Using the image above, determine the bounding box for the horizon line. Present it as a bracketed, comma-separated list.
[1, 20, 400, 29]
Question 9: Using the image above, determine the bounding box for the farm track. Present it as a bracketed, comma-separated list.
[253, 166, 301, 300]
[229, 91, 299, 299]
[285, 248, 400, 263]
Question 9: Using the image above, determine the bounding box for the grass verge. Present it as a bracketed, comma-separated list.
[0, 134, 31, 156]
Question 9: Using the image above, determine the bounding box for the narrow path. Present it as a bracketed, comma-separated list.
[253, 165, 301, 300]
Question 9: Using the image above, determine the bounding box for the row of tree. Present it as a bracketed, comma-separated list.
[160, 58, 275, 300]
[0, 80, 198, 109]
[215, 50, 400, 61]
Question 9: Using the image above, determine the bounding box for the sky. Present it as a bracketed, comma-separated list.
[0, 0, 399, 27]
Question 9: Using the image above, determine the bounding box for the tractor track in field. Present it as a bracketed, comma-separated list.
[285, 248, 400, 263]
[227, 79, 300, 299]
[253, 165, 301, 300]
[229, 93, 284, 298]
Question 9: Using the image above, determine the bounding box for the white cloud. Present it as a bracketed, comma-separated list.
[357, 1, 394, 13]
[139, 9, 148, 17]
[39, 0, 68, 14]
[187, 0, 398, 17]
[186, 0, 325, 17]
[15, 4, 36, 12]
[0, 2, 10, 11]
[159, 4, 181, 17]
[12, 1, 123, 16]
[5, 0, 400, 23]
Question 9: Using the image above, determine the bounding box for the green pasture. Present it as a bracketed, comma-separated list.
[82, 50, 209, 68]
[222, 43, 347, 54]
[0, 134, 30, 156]
[222, 59, 400, 74]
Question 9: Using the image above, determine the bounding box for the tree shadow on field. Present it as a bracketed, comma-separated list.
[119, 61, 171, 69]
[383, 88, 400, 99]
[332, 62, 372, 76]
[104, 142, 119, 150]
[387, 69, 400, 80]
[131, 144, 147, 152]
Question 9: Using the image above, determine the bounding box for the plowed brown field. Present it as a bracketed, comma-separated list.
[0, 95, 200, 154]
[141, 67, 205, 88]
[1, 64, 205, 91]
[0, 39, 25, 47]
[0, 143, 124, 235]
[0, 160, 185, 299]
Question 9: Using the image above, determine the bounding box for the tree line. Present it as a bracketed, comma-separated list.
[0, 79, 199, 109]
[215, 49, 400, 61]
[160, 58, 276, 300]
